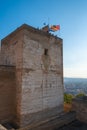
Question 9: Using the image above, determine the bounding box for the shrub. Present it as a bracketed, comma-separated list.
[64, 93, 74, 104]
[76, 93, 85, 98]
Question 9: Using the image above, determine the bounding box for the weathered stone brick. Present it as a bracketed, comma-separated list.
[0, 24, 64, 128]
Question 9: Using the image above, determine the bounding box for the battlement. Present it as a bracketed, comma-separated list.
[2, 24, 62, 44]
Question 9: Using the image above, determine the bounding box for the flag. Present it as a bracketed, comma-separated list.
[49, 25, 60, 32]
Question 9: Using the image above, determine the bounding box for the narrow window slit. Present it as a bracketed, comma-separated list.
[44, 49, 48, 56]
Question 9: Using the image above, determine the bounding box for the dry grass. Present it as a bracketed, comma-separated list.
[64, 103, 72, 112]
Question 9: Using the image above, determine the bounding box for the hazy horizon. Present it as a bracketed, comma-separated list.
[63, 77, 87, 79]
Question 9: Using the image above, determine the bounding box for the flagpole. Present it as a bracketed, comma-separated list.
[48, 17, 50, 25]
[58, 24, 61, 37]
[48, 17, 50, 33]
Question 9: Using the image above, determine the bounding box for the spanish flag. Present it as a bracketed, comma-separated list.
[50, 25, 60, 32]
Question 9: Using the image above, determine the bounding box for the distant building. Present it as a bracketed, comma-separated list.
[0, 24, 64, 128]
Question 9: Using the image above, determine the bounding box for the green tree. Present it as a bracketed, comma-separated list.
[76, 93, 85, 98]
[64, 93, 74, 104]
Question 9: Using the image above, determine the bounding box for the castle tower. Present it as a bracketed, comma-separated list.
[0, 24, 64, 128]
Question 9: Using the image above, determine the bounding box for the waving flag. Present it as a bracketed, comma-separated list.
[50, 25, 60, 32]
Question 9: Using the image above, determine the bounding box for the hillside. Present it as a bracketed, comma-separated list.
[64, 77, 87, 95]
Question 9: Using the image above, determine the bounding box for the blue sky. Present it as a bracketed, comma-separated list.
[0, 0, 87, 78]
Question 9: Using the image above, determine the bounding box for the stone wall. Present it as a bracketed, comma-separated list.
[1, 31, 23, 68]
[0, 51, 2, 65]
[20, 30, 64, 127]
[0, 30, 24, 126]
[0, 66, 16, 123]
[0, 24, 64, 128]
[72, 97, 87, 123]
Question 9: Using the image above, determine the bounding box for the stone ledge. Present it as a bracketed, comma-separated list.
[17, 111, 76, 130]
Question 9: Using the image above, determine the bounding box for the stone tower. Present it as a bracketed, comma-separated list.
[0, 24, 64, 128]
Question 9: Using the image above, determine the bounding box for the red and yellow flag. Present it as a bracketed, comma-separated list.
[50, 25, 60, 31]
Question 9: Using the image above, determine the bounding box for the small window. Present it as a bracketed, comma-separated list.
[44, 49, 48, 56]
